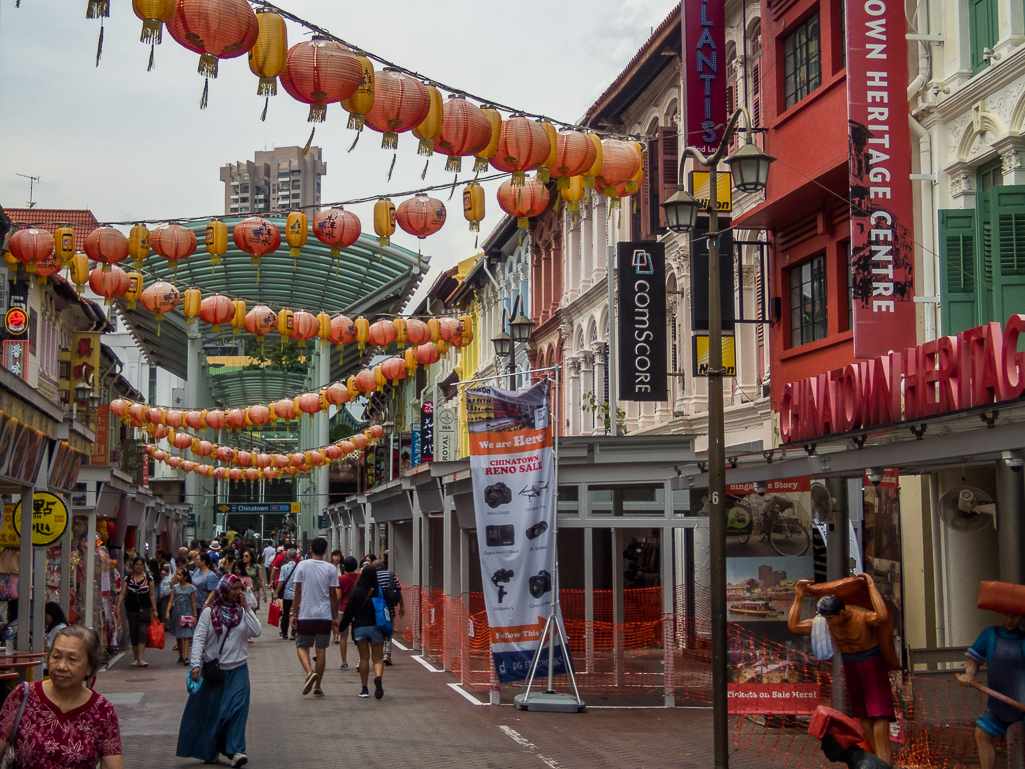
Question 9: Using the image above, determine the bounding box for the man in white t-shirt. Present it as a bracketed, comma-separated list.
[290, 537, 339, 697]
[262, 543, 277, 585]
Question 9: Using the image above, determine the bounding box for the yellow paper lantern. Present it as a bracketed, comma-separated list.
[183, 287, 202, 324]
[537, 120, 559, 184]
[277, 308, 293, 343]
[285, 210, 308, 267]
[54, 225, 76, 269]
[374, 198, 396, 248]
[230, 299, 246, 335]
[125, 271, 145, 310]
[583, 132, 603, 189]
[412, 84, 444, 157]
[341, 55, 375, 132]
[354, 316, 370, 352]
[624, 140, 644, 194]
[393, 317, 408, 348]
[316, 312, 332, 344]
[70, 252, 90, 288]
[205, 220, 228, 271]
[249, 8, 287, 101]
[474, 105, 502, 174]
[3, 251, 17, 274]
[132, 0, 175, 70]
[128, 224, 150, 269]
[428, 317, 441, 343]
[346, 376, 360, 400]
[561, 175, 585, 215]
[373, 365, 387, 391]
[462, 182, 485, 233]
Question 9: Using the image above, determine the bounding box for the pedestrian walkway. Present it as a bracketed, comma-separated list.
[96, 609, 792, 768]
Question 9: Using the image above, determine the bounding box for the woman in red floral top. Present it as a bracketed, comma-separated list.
[0, 625, 123, 769]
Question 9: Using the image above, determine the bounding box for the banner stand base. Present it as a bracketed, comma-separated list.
[513, 691, 586, 713]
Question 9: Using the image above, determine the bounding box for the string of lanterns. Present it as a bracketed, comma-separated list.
[108, 313, 472, 424]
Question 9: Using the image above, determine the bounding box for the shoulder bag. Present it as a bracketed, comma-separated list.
[371, 586, 394, 639]
[1, 684, 30, 769]
[200, 624, 233, 686]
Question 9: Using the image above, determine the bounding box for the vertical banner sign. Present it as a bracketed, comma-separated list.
[92, 404, 110, 466]
[465, 380, 566, 683]
[617, 242, 668, 401]
[846, 0, 916, 359]
[682, 0, 727, 156]
[420, 402, 434, 462]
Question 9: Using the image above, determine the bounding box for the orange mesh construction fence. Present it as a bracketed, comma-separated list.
[391, 586, 1020, 767]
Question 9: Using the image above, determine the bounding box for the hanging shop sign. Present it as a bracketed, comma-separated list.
[690, 170, 732, 212]
[693, 334, 736, 377]
[465, 380, 566, 684]
[0, 414, 49, 486]
[420, 402, 435, 462]
[690, 220, 735, 334]
[778, 313, 1025, 443]
[9, 491, 70, 547]
[49, 440, 85, 493]
[3, 307, 27, 336]
[617, 242, 668, 401]
[682, 0, 727, 156]
[3, 340, 29, 382]
[436, 406, 457, 462]
[846, 0, 916, 359]
[92, 404, 110, 466]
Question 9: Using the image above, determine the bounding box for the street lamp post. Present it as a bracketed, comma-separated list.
[491, 295, 533, 390]
[662, 107, 773, 769]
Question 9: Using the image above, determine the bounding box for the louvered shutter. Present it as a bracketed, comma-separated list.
[939, 208, 978, 335]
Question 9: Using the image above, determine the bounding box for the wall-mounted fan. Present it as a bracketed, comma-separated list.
[938, 486, 996, 532]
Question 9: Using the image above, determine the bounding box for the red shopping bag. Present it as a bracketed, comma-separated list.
[267, 600, 281, 627]
[146, 618, 165, 650]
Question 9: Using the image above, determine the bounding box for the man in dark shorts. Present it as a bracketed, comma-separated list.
[789, 574, 895, 764]
[290, 537, 338, 698]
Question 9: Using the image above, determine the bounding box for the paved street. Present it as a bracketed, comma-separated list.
[93, 609, 781, 768]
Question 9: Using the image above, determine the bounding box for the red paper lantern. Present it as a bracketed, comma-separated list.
[33, 249, 61, 283]
[330, 315, 358, 346]
[165, 409, 184, 428]
[149, 223, 197, 271]
[212, 467, 228, 481]
[551, 130, 598, 188]
[205, 409, 226, 430]
[312, 208, 361, 259]
[110, 399, 130, 419]
[225, 408, 246, 430]
[279, 37, 362, 123]
[593, 139, 642, 197]
[232, 217, 280, 277]
[129, 403, 147, 425]
[199, 293, 235, 331]
[166, 0, 259, 107]
[297, 393, 321, 418]
[244, 304, 277, 338]
[184, 410, 203, 430]
[216, 446, 236, 463]
[396, 195, 446, 239]
[404, 318, 431, 346]
[167, 455, 182, 469]
[88, 266, 131, 306]
[351, 433, 368, 450]
[381, 357, 407, 383]
[369, 424, 385, 440]
[415, 342, 440, 366]
[273, 398, 296, 421]
[489, 116, 551, 186]
[255, 452, 272, 469]
[436, 317, 461, 345]
[228, 468, 243, 482]
[173, 432, 193, 450]
[152, 424, 170, 440]
[263, 466, 279, 480]
[325, 444, 343, 461]
[368, 319, 398, 348]
[364, 68, 431, 149]
[236, 450, 252, 467]
[324, 382, 350, 406]
[8, 228, 54, 274]
[290, 452, 305, 467]
[497, 178, 550, 228]
[84, 226, 129, 272]
[289, 310, 319, 347]
[434, 95, 494, 174]
[181, 460, 196, 474]
[196, 440, 214, 457]
[340, 440, 355, 455]
[249, 405, 270, 427]
[274, 453, 290, 468]
[354, 369, 377, 393]
[245, 467, 260, 482]
[139, 280, 180, 328]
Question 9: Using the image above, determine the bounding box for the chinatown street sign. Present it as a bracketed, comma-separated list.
[216, 502, 300, 514]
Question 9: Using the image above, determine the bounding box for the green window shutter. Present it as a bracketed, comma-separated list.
[992, 186, 1025, 320]
[939, 208, 978, 335]
[970, 0, 999, 75]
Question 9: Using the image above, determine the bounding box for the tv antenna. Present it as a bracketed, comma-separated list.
[15, 174, 40, 209]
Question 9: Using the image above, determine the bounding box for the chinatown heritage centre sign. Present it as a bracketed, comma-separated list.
[779, 314, 1025, 443]
[617, 242, 668, 401]
[846, 0, 916, 358]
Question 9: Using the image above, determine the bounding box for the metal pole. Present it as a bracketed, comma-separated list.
[706, 160, 729, 769]
[606, 245, 618, 436]
[546, 369, 561, 693]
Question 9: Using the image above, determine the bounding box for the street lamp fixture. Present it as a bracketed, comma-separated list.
[491, 295, 533, 389]
[510, 313, 533, 344]
[491, 330, 512, 359]
[660, 106, 772, 769]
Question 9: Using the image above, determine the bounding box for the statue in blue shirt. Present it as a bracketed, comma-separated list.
[957, 610, 1025, 769]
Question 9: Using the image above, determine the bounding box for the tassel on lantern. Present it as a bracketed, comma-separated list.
[421, 159, 429, 180]
[445, 156, 462, 174]
[382, 132, 398, 150]
[538, 168, 551, 184]
[148, 43, 156, 72]
[95, 21, 104, 67]
[302, 127, 316, 156]
[307, 103, 327, 123]
[198, 53, 219, 78]
[348, 132, 361, 153]
[257, 77, 277, 97]
[347, 113, 365, 131]
[260, 97, 269, 122]
[512, 171, 526, 187]
[473, 157, 489, 174]
[387, 154, 397, 182]
[86, 0, 109, 18]
[417, 138, 434, 157]
[200, 78, 209, 110]
[140, 19, 163, 45]
[449, 177, 458, 201]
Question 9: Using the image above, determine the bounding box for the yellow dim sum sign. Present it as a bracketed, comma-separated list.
[3, 492, 71, 547]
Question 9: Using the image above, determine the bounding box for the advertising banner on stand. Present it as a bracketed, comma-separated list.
[465, 379, 566, 683]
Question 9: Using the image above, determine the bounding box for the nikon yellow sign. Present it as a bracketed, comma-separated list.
[694, 335, 737, 377]
[690, 170, 732, 212]
[2, 491, 70, 547]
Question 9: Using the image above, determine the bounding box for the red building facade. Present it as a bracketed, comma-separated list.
[734, 0, 855, 408]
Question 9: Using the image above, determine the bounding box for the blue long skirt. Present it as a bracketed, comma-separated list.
[176, 663, 251, 761]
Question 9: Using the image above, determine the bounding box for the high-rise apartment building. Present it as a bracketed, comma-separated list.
[218, 146, 326, 216]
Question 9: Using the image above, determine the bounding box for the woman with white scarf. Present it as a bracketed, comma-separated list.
[176, 573, 261, 768]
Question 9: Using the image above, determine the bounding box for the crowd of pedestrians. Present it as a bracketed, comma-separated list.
[0, 527, 405, 767]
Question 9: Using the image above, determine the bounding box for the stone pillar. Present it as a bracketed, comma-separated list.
[592, 346, 606, 435]
[568, 357, 582, 435]
[580, 351, 594, 434]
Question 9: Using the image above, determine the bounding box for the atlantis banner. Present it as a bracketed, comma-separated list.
[465, 379, 567, 683]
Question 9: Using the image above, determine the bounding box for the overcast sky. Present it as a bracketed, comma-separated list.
[0, 0, 676, 310]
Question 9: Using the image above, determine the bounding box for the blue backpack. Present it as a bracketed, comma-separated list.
[371, 587, 394, 638]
